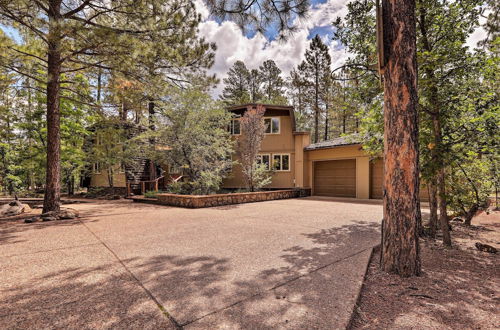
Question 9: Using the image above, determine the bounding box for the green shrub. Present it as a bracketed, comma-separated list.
[143, 190, 159, 199]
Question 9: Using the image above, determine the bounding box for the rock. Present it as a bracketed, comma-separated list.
[40, 208, 79, 220]
[58, 208, 79, 219]
[451, 217, 463, 222]
[40, 210, 58, 218]
[25, 217, 38, 223]
[0, 201, 32, 217]
[475, 242, 497, 254]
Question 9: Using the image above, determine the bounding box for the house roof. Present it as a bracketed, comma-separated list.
[304, 136, 361, 151]
[227, 103, 296, 132]
[226, 103, 294, 112]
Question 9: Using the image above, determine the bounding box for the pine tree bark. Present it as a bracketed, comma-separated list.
[380, 0, 421, 276]
[43, 0, 62, 213]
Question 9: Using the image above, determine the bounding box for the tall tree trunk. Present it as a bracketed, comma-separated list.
[431, 114, 452, 246]
[97, 68, 102, 103]
[148, 100, 157, 181]
[314, 67, 319, 143]
[43, 0, 62, 213]
[342, 80, 347, 134]
[324, 104, 329, 140]
[428, 182, 438, 238]
[380, 0, 421, 276]
[107, 167, 114, 188]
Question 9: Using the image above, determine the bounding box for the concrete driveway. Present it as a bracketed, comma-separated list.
[0, 197, 382, 329]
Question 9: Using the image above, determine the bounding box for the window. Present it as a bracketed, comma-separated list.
[264, 117, 280, 134]
[229, 118, 241, 135]
[273, 154, 290, 171]
[119, 162, 126, 173]
[93, 162, 101, 174]
[256, 154, 271, 171]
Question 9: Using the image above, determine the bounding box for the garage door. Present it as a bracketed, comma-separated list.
[370, 159, 383, 199]
[314, 159, 356, 197]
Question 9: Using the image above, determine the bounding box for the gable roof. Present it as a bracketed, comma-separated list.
[304, 136, 361, 151]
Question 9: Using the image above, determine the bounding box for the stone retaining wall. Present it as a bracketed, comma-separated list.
[148, 189, 310, 208]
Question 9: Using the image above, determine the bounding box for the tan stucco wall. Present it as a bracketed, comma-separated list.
[90, 166, 127, 188]
[222, 149, 297, 189]
[293, 133, 310, 188]
[222, 115, 311, 189]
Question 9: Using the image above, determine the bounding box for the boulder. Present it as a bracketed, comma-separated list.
[40, 208, 79, 220]
[0, 201, 31, 217]
[475, 242, 498, 254]
[58, 208, 79, 219]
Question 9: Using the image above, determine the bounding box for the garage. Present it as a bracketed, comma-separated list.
[370, 159, 383, 199]
[313, 159, 356, 197]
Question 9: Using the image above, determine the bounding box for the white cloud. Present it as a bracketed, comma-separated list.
[195, 0, 352, 98]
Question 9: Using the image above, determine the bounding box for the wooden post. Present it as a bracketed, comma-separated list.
[141, 182, 145, 194]
[380, 0, 421, 276]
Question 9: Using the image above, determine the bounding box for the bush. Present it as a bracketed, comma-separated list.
[143, 190, 159, 199]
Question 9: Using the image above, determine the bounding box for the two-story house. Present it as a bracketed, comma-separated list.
[88, 103, 428, 200]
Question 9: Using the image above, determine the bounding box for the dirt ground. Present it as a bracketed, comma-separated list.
[350, 210, 500, 330]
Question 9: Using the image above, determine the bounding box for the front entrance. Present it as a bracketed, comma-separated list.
[313, 159, 356, 197]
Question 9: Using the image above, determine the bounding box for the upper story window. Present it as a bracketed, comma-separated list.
[229, 118, 241, 135]
[264, 117, 280, 134]
[273, 154, 290, 171]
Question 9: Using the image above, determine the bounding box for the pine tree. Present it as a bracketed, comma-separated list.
[288, 67, 312, 131]
[221, 61, 251, 105]
[298, 35, 332, 143]
[259, 60, 286, 104]
[248, 69, 263, 103]
[379, 0, 421, 276]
